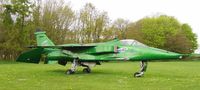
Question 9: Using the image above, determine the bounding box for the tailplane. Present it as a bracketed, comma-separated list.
[17, 29, 55, 63]
[35, 29, 55, 46]
[16, 48, 43, 63]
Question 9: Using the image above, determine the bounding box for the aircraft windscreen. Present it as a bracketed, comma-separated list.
[120, 39, 147, 47]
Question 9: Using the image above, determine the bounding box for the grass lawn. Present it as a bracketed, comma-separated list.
[0, 61, 200, 90]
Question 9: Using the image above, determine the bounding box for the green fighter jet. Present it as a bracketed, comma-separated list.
[17, 29, 185, 77]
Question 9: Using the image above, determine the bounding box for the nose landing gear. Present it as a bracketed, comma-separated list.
[134, 61, 148, 77]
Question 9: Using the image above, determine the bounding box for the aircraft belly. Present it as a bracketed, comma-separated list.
[46, 50, 71, 60]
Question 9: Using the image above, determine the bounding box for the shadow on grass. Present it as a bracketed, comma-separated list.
[46, 69, 122, 76]
[49, 69, 65, 74]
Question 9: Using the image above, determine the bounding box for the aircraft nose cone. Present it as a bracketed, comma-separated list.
[164, 53, 182, 59]
[146, 47, 183, 60]
[154, 50, 182, 59]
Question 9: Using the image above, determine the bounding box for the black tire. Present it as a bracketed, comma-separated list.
[83, 68, 91, 73]
[134, 72, 142, 77]
[66, 69, 74, 75]
[58, 60, 67, 66]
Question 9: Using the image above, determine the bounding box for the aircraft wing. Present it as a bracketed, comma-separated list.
[27, 45, 96, 51]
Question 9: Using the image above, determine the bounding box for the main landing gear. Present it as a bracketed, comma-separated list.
[66, 59, 77, 74]
[81, 64, 91, 73]
[134, 61, 148, 77]
[66, 59, 148, 77]
[65, 59, 94, 75]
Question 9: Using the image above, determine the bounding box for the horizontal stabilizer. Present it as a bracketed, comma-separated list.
[16, 48, 43, 63]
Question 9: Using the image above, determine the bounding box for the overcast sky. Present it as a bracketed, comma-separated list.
[69, 0, 200, 44]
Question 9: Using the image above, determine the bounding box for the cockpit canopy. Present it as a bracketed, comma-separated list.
[120, 39, 147, 47]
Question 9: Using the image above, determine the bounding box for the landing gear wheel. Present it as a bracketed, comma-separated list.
[83, 68, 91, 73]
[134, 72, 143, 77]
[66, 69, 74, 75]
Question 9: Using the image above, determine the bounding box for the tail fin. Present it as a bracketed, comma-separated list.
[34, 29, 55, 46]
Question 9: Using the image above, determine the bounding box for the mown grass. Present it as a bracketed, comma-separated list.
[0, 61, 200, 90]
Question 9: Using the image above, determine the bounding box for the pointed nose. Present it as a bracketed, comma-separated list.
[146, 48, 183, 60]
[156, 52, 182, 59]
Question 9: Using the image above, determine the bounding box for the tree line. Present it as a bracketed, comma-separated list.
[0, 0, 197, 60]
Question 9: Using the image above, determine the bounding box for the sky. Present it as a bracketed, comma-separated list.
[69, 0, 200, 44]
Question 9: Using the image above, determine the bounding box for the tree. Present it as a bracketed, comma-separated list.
[77, 3, 109, 43]
[0, 0, 33, 60]
[140, 15, 181, 48]
[163, 23, 197, 53]
[0, 3, 13, 43]
[11, 0, 32, 31]
[126, 21, 143, 42]
[39, 0, 74, 44]
[112, 18, 129, 39]
[181, 24, 198, 51]
[127, 15, 197, 53]
[165, 32, 193, 53]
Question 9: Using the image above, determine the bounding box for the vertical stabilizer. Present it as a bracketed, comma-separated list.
[34, 29, 55, 46]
